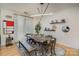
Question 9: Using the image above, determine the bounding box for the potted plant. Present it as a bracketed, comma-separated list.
[35, 22, 41, 35]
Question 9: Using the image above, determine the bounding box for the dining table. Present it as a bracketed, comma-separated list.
[29, 34, 56, 55]
[19, 34, 56, 56]
[30, 34, 55, 43]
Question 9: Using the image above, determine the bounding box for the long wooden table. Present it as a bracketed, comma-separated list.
[30, 35, 56, 55]
[31, 35, 55, 43]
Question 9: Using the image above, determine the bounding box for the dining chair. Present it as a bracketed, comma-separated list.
[45, 35, 53, 39]
[41, 40, 50, 55]
[50, 38, 56, 56]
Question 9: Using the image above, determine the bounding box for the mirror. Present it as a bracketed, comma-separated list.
[62, 26, 70, 32]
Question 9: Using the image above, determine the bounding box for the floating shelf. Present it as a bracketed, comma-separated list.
[50, 21, 65, 24]
[45, 30, 56, 31]
[50, 19, 66, 24]
[44, 29, 56, 31]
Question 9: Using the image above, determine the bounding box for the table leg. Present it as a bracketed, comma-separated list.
[19, 41, 20, 48]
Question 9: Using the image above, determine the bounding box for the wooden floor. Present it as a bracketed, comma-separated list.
[56, 43, 79, 56]
[0, 44, 21, 56]
[0, 43, 79, 56]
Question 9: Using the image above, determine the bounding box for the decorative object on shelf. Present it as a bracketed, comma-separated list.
[35, 22, 41, 34]
[62, 26, 70, 32]
[52, 24, 57, 31]
[61, 19, 66, 23]
[55, 19, 58, 23]
[44, 27, 56, 31]
[50, 19, 66, 24]
[44, 24, 57, 31]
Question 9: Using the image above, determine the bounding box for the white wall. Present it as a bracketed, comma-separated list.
[33, 6, 79, 49]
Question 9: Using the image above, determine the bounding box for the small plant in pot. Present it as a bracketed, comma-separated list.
[35, 22, 41, 35]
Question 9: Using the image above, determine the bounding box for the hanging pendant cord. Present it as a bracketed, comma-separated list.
[40, 3, 49, 21]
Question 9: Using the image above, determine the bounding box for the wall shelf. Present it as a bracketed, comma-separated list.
[50, 22, 65, 24]
[50, 19, 66, 24]
[44, 28, 56, 31]
[45, 30, 56, 31]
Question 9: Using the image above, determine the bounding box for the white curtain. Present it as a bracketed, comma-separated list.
[14, 15, 25, 41]
[14, 15, 33, 41]
[24, 17, 33, 34]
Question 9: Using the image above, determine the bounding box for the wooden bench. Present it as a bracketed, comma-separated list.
[19, 40, 38, 56]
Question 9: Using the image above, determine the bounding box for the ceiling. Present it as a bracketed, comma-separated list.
[0, 3, 79, 15]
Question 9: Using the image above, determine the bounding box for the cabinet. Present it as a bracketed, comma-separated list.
[6, 35, 13, 46]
